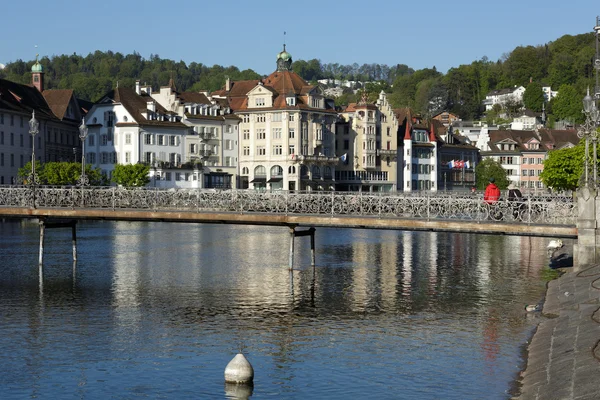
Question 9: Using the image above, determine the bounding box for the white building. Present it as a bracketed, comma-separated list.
[85, 85, 194, 186]
[483, 86, 526, 111]
[151, 80, 240, 188]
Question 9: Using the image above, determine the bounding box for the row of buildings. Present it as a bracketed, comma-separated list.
[0, 48, 581, 191]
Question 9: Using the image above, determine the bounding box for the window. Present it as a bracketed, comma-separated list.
[19, 134, 23, 147]
[272, 113, 282, 122]
[158, 135, 165, 145]
[11, 154, 14, 167]
[170, 136, 177, 146]
[88, 135, 95, 146]
[243, 129, 250, 140]
[344, 139, 349, 150]
[243, 115, 250, 123]
[272, 128, 282, 139]
[257, 146, 266, 156]
[256, 114, 266, 123]
[522, 169, 528, 176]
[101, 135, 108, 146]
[145, 134, 153, 145]
[190, 143, 197, 154]
[10, 133, 14, 146]
[225, 140, 234, 150]
[125, 152, 131, 163]
[257, 129, 266, 140]
[0, 131, 3, 144]
[243, 146, 250, 156]
[289, 128, 295, 139]
[255, 98, 265, 106]
[88, 153, 96, 163]
[125, 134, 131, 145]
[273, 145, 282, 155]
[289, 114, 295, 122]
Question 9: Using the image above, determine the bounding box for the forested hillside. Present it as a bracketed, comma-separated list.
[0, 31, 595, 122]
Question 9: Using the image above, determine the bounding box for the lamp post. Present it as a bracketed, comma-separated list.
[78, 118, 89, 186]
[28, 111, 39, 208]
[577, 87, 600, 187]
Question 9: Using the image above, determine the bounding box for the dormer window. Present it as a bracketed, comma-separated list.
[286, 96, 296, 106]
[256, 98, 265, 107]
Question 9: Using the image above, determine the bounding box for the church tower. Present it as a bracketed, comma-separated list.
[276, 45, 292, 72]
[31, 54, 44, 92]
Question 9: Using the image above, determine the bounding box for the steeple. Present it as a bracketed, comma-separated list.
[276, 44, 292, 72]
[31, 53, 44, 92]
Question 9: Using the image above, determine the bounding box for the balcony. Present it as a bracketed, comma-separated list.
[377, 149, 397, 156]
[199, 149, 213, 159]
[291, 154, 340, 165]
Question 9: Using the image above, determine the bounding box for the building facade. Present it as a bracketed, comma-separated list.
[213, 46, 339, 191]
[0, 58, 85, 184]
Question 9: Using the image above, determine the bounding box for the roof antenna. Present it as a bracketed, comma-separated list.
[283, 31, 286, 51]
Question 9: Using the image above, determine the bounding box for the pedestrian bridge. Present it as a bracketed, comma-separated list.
[0, 186, 578, 238]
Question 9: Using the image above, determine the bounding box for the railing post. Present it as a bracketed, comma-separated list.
[331, 191, 335, 216]
[427, 192, 430, 221]
[360, 191, 363, 215]
[286, 190, 289, 216]
[112, 187, 115, 210]
[378, 192, 382, 218]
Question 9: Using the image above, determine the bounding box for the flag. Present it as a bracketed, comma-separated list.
[465, 160, 470, 169]
[457, 160, 464, 169]
[340, 153, 348, 164]
[448, 160, 454, 168]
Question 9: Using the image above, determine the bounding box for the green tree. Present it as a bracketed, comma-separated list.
[552, 84, 584, 123]
[540, 143, 586, 191]
[17, 160, 44, 184]
[475, 158, 510, 190]
[112, 164, 150, 187]
[522, 82, 545, 112]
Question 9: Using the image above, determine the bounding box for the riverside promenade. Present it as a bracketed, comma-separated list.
[516, 264, 600, 399]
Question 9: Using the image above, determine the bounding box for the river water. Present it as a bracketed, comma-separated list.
[0, 219, 559, 399]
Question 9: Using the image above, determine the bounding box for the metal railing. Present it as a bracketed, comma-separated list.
[0, 186, 577, 226]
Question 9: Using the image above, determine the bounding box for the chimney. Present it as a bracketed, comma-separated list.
[135, 80, 141, 95]
[225, 77, 231, 92]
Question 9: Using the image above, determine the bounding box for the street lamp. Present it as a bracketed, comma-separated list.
[28, 111, 39, 208]
[78, 118, 89, 186]
[577, 87, 600, 187]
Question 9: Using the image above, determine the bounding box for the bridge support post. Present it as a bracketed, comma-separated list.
[288, 227, 316, 270]
[574, 187, 600, 271]
[37, 219, 79, 271]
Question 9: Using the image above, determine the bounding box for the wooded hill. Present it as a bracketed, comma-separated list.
[0, 31, 595, 123]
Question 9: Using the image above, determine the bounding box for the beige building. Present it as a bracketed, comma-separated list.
[212, 46, 338, 190]
[335, 91, 399, 191]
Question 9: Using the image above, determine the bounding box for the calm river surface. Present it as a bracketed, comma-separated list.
[0, 220, 559, 399]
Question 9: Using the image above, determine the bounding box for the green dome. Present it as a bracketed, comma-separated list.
[31, 55, 43, 73]
[277, 50, 291, 61]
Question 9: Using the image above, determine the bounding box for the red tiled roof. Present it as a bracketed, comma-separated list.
[43, 89, 74, 120]
[178, 92, 211, 105]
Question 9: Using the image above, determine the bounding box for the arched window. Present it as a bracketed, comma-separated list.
[300, 165, 309, 177]
[324, 166, 332, 178]
[288, 166, 296, 174]
[254, 165, 266, 176]
[242, 167, 249, 175]
[312, 166, 321, 179]
[270, 165, 283, 177]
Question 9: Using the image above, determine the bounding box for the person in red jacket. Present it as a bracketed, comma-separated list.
[484, 177, 501, 204]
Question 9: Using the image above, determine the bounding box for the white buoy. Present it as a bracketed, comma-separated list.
[224, 353, 254, 384]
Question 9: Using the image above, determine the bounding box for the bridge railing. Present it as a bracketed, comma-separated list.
[0, 186, 577, 226]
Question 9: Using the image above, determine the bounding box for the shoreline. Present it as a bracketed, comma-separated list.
[511, 265, 600, 399]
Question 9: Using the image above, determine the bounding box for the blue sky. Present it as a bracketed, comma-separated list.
[1, 0, 599, 76]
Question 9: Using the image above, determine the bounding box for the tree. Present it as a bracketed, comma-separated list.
[522, 82, 545, 112]
[552, 84, 584, 123]
[18, 161, 107, 185]
[475, 158, 510, 190]
[540, 143, 586, 191]
[112, 164, 150, 187]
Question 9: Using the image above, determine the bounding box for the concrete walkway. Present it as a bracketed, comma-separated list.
[515, 264, 600, 399]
